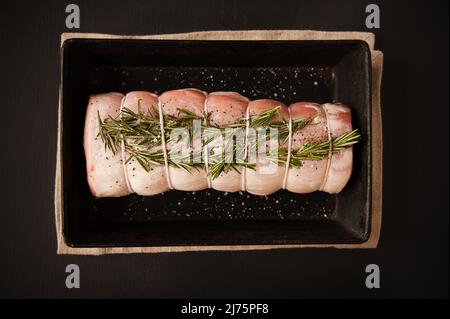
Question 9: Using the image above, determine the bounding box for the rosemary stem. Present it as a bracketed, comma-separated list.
[97, 105, 361, 179]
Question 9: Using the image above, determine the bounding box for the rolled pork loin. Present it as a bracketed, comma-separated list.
[84, 90, 354, 197]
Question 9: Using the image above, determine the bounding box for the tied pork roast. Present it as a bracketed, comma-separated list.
[84, 89, 360, 197]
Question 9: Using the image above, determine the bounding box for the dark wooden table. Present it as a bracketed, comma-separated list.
[0, 0, 448, 298]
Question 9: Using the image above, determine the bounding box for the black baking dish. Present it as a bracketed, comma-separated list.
[60, 39, 371, 247]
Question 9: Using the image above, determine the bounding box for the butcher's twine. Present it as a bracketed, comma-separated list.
[203, 96, 212, 188]
[240, 106, 251, 191]
[157, 95, 174, 190]
[282, 107, 293, 189]
[319, 105, 333, 191]
[119, 95, 134, 193]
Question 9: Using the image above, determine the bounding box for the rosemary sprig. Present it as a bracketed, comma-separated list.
[98, 111, 120, 155]
[295, 129, 361, 160]
[249, 106, 281, 127]
[208, 160, 256, 180]
[268, 129, 362, 168]
[97, 100, 162, 158]
[97, 102, 361, 179]
[207, 106, 286, 179]
[207, 127, 255, 180]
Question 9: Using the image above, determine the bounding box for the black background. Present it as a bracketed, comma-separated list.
[0, 0, 448, 298]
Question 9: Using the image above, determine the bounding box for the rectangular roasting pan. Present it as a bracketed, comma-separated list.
[59, 37, 372, 248]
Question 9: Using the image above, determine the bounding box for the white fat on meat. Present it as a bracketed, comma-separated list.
[83, 92, 131, 197]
